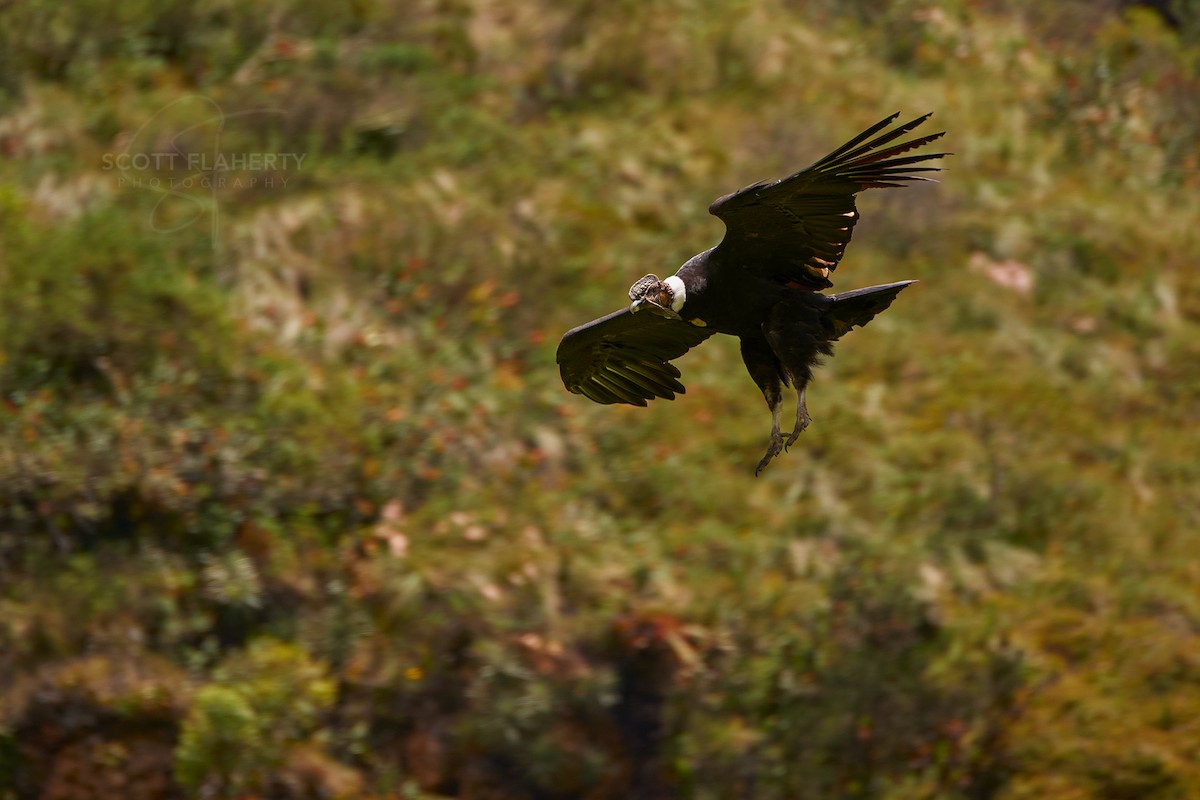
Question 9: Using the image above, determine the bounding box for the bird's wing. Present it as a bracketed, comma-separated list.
[708, 113, 947, 289]
[556, 308, 715, 405]
[824, 280, 917, 340]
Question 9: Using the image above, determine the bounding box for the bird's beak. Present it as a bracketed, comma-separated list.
[630, 298, 681, 320]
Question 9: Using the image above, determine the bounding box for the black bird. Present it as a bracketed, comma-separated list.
[556, 113, 946, 474]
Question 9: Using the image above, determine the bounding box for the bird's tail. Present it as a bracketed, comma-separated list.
[825, 280, 916, 340]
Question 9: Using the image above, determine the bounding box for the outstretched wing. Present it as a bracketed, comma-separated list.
[556, 308, 715, 405]
[824, 280, 917, 340]
[709, 113, 947, 289]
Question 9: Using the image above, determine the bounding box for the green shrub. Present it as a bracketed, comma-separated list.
[173, 638, 336, 797]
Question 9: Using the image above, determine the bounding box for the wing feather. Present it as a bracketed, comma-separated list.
[556, 308, 714, 406]
[708, 113, 948, 288]
[824, 280, 918, 340]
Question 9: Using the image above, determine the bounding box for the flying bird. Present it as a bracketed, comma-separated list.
[556, 113, 946, 474]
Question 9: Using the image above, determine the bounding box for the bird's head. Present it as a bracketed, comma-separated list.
[628, 274, 685, 320]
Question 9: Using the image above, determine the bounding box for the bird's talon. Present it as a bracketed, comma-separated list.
[785, 416, 811, 449]
[755, 436, 784, 476]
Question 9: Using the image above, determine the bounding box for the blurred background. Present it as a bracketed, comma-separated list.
[1, 0, 1199, 797]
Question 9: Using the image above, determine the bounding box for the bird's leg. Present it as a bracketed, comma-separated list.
[755, 390, 785, 476]
[741, 336, 789, 476]
[785, 386, 811, 449]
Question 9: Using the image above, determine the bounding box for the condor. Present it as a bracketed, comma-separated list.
[556, 113, 947, 474]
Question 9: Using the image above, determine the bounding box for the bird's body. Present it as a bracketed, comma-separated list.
[557, 113, 946, 474]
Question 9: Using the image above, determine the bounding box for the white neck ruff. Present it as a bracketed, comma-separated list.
[664, 275, 686, 312]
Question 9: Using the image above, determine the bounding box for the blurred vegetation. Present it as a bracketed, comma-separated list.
[1, 0, 1199, 797]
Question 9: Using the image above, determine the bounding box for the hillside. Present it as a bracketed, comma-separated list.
[2, 1, 1199, 797]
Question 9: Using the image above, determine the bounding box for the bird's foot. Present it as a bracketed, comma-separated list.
[784, 412, 810, 450]
[755, 432, 785, 476]
[785, 390, 811, 450]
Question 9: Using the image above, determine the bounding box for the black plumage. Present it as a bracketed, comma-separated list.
[556, 113, 947, 474]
